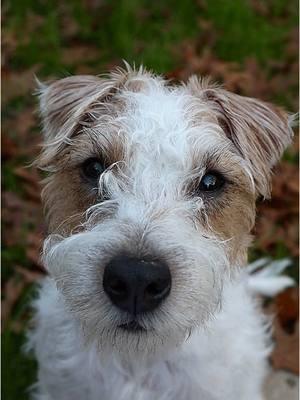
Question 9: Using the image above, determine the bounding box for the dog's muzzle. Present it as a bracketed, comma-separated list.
[103, 255, 171, 316]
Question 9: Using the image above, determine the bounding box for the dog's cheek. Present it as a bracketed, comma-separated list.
[151, 233, 227, 326]
[197, 188, 255, 265]
[171, 268, 220, 326]
[42, 170, 97, 234]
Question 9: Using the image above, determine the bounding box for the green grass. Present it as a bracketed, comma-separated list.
[5, 0, 200, 75]
[2, 246, 28, 281]
[202, 0, 297, 63]
[2, 161, 28, 194]
[4, 0, 297, 75]
[2, 329, 37, 400]
[2, 284, 37, 400]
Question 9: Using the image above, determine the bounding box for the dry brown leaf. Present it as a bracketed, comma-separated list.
[255, 161, 298, 256]
[1, 276, 26, 329]
[13, 167, 40, 189]
[26, 247, 42, 267]
[2, 67, 39, 104]
[271, 319, 299, 374]
[2, 135, 18, 160]
[3, 105, 37, 138]
[265, 288, 299, 374]
[2, 191, 23, 211]
[15, 265, 45, 282]
[22, 183, 42, 203]
[276, 287, 299, 330]
[25, 231, 44, 267]
[61, 45, 100, 66]
[2, 190, 43, 250]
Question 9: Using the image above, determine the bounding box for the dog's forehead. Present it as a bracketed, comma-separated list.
[114, 79, 226, 164]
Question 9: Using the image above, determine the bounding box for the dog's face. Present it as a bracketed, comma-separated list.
[38, 67, 292, 357]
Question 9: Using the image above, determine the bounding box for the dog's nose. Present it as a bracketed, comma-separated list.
[103, 255, 171, 315]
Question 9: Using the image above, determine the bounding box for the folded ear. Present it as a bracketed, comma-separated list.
[37, 71, 128, 167]
[188, 78, 294, 198]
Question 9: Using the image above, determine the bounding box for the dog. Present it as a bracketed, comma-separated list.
[28, 65, 294, 400]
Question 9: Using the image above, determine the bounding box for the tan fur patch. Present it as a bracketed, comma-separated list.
[187, 76, 293, 199]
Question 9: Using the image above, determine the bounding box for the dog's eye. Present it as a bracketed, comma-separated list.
[198, 171, 225, 192]
[81, 158, 105, 183]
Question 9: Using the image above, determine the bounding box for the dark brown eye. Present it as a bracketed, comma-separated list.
[198, 171, 225, 192]
[81, 158, 105, 183]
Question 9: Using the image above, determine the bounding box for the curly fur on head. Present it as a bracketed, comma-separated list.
[29, 65, 293, 400]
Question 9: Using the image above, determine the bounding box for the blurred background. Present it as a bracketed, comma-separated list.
[2, 1, 299, 399]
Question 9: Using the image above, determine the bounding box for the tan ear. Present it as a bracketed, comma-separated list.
[37, 71, 128, 167]
[188, 78, 294, 198]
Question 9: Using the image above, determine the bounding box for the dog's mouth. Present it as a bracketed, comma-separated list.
[118, 320, 147, 333]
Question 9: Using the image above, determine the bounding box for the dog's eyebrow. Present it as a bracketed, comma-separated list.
[190, 147, 238, 172]
[68, 127, 125, 167]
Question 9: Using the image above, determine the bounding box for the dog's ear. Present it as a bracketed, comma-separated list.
[36, 72, 128, 167]
[188, 79, 294, 198]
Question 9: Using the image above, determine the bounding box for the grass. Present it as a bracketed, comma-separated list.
[2, 328, 37, 400]
[5, 0, 200, 75]
[2, 285, 38, 400]
[202, 0, 297, 63]
[4, 0, 298, 76]
[2, 0, 298, 398]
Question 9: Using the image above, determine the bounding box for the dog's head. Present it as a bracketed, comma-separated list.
[37, 66, 292, 357]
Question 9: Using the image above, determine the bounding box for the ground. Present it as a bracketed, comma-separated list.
[2, 1, 299, 399]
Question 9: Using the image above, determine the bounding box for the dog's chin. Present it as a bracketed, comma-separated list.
[95, 322, 189, 361]
[118, 320, 148, 333]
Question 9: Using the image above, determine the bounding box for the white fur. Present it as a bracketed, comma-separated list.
[28, 272, 271, 400]
[29, 68, 293, 400]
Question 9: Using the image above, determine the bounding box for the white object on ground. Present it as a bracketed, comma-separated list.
[246, 258, 295, 297]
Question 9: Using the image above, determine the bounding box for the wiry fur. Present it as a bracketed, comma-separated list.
[29, 65, 293, 400]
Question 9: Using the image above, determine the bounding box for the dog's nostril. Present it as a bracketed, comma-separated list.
[145, 280, 170, 299]
[103, 255, 171, 315]
[107, 278, 127, 298]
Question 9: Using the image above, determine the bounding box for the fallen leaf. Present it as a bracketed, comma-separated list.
[15, 265, 45, 282]
[265, 288, 299, 374]
[2, 135, 18, 160]
[13, 167, 40, 189]
[271, 318, 299, 374]
[61, 45, 100, 66]
[2, 67, 39, 104]
[1, 276, 26, 330]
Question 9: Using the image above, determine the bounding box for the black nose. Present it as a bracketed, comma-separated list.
[103, 255, 171, 315]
